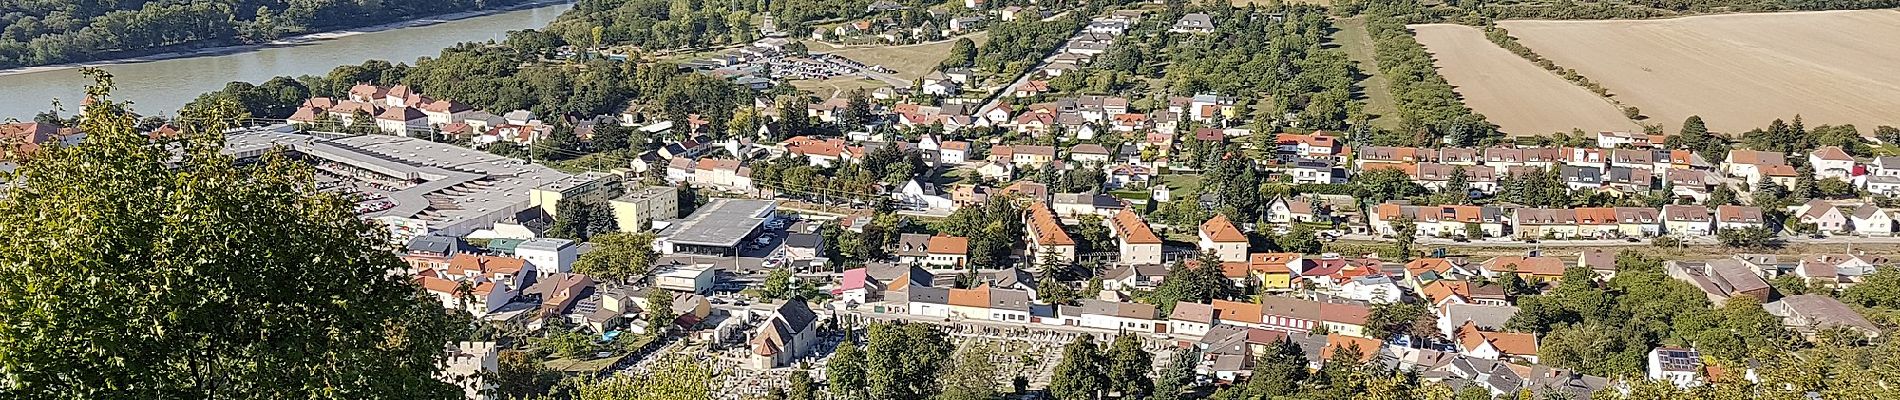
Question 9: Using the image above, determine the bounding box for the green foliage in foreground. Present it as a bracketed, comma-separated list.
[0, 70, 462, 398]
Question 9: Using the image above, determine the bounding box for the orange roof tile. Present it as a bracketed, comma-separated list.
[1211, 299, 1262, 325]
[1029, 204, 1076, 246]
[926, 235, 970, 255]
[1200, 215, 1246, 243]
[1456, 321, 1538, 357]
[1249, 253, 1301, 274]
[1322, 334, 1383, 362]
[447, 254, 527, 276]
[948, 285, 992, 308]
[1111, 209, 1163, 244]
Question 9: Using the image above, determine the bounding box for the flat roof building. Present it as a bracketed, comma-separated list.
[610, 185, 680, 232]
[657, 199, 777, 256]
[221, 128, 581, 243]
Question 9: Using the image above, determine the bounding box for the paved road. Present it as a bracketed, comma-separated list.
[977, 10, 1086, 113]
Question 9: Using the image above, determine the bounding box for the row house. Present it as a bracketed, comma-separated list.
[1511, 207, 1660, 239]
[1064, 299, 1160, 332]
[691, 158, 754, 193]
[1795, 254, 1886, 287]
[1478, 256, 1569, 283]
[1665, 204, 1768, 237]
[1370, 202, 1507, 239]
[1414, 163, 1499, 193]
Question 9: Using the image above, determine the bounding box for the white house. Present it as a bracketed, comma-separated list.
[1851, 206, 1894, 236]
[1647, 347, 1704, 388]
[516, 238, 577, 278]
[1794, 200, 1849, 234]
[1808, 146, 1855, 181]
[1335, 275, 1403, 304]
[1661, 205, 1713, 237]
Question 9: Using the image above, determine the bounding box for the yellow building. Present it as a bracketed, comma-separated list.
[528, 171, 622, 218]
[1249, 253, 1302, 291]
[610, 185, 680, 232]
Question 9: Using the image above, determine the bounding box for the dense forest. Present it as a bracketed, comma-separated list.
[1162, 5, 1358, 132]
[0, 0, 543, 69]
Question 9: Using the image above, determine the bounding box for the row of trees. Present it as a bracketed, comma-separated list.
[0, 0, 540, 69]
[1360, 2, 1501, 147]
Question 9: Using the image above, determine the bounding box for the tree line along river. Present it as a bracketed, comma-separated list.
[0, 3, 573, 122]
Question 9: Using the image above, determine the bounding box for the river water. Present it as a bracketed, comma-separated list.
[0, 3, 573, 121]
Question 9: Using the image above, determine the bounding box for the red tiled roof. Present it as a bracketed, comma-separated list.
[1200, 215, 1246, 243]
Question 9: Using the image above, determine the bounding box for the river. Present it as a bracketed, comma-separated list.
[0, 2, 574, 121]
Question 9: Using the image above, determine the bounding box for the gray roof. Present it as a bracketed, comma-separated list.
[659, 199, 775, 247]
[907, 286, 950, 305]
[785, 232, 823, 249]
[1443, 304, 1519, 331]
[989, 288, 1032, 311]
[406, 235, 461, 254]
[517, 237, 575, 252]
[992, 267, 1034, 288]
[772, 299, 818, 332]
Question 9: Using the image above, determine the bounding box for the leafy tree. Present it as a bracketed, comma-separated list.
[570, 354, 712, 400]
[788, 369, 816, 400]
[828, 341, 868, 400]
[1049, 335, 1106, 400]
[1277, 224, 1322, 253]
[940, 37, 978, 68]
[548, 196, 617, 241]
[1842, 268, 1900, 309]
[497, 350, 555, 399]
[1147, 253, 1237, 314]
[1105, 334, 1154, 399]
[574, 232, 658, 284]
[1153, 347, 1200, 400]
[1717, 226, 1777, 248]
[938, 341, 1002, 400]
[1392, 216, 1416, 262]
[0, 72, 463, 399]
[1243, 339, 1310, 398]
[864, 323, 951, 400]
[644, 290, 677, 337]
[1366, 302, 1435, 344]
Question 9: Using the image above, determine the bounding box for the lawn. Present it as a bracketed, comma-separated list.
[790, 77, 891, 99]
[1157, 174, 1204, 196]
[1332, 16, 1399, 131]
[814, 32, 991, 81]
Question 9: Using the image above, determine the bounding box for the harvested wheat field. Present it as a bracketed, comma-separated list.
[1497, 10, 1900, 134]
[1408, 24, 1641, 136]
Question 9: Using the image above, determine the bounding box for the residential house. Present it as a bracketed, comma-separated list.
[924, 235, 970, 268]
[1794, 200, 1848, 234]
[1250, 253, 1304, 292]
[1200, 215, 1249, 262]
[1715, 205, 1766, 231]
[1169, 301, 1216, 337]
[1266, 196, 1323, 224]
[1795, 253, 1885, 287]
[1027, 204, 1077, 266]
[1171, 13, 1215, 33]
[1764, 295, 1881, 339]
[1661, 205, 1713, 237]
[1069, 300, 1159, 332]
[1479, 256, 1567, 283]
[1722, 150, 1788, 184]
[1665, 259, 1772, 306]
[1103, 264, 1170, 292]
[1259, 295, 1321, 334]
[1454, 321, 1540, 363]
[1808, 146, 1855, 181]
[1850, 206, 1893, 236]
[1647, 347, 1705, 388]
[1108, 209, 1164, 265]
[1436, 303, 1520, 341]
